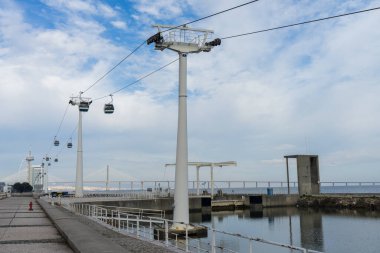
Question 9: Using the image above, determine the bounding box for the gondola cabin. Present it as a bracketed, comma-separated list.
[79, 101, 90, 112]
[104, 103, 114, 114]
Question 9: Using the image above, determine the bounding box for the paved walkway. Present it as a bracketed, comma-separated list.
[0, 197, 178, 253]
[0, 196, 73, 253]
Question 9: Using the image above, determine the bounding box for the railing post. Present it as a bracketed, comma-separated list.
[126, 214, 129, 232]
[249, 239, 253, 253]
[118, 211, 121, 231]
[165, 220, 169, 246]
[185, 224, 189, 252]
[137, 215, 140, 237]
[211, 228, 216, 253]
[243, 181, 246, 188]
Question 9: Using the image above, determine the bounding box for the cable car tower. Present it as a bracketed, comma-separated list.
[148, 25, 221, 229]
[69, 92, 92, 197]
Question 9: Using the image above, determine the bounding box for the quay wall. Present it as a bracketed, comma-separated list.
[84, 196, 211, 213]
[297, 195, 380, 210]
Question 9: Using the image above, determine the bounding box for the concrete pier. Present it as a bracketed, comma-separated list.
[0, 196, 179, 253]
[0, 196, 73, 253]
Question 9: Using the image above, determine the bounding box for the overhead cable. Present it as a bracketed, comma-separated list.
[82, 41, 146, 94]
[163, 0, 260, 33]
[54, 102, 70, 138]
[221, 6, 380, 40]
[93, 58, 179, 101]
[81, 0, 260, 94]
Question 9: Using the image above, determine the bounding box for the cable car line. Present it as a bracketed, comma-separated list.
[82, 41, 146, 94]
[161, 0, 260, 34]
[80, 0, 260, 95]
[92, 58, 178, 101]
[221, 6, 380, 40]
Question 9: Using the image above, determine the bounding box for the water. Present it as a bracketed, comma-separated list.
[189, 208, 380, 253]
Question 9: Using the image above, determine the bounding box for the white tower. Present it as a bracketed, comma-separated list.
[25, 151, 34, 184]
[148, 25, 221, 229]
[69, 93, 92, 197]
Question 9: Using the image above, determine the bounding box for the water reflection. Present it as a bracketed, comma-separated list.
[299, 210, 324, 252]
[194, 208, 380, 253]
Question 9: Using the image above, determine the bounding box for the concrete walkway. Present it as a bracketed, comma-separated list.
[0, 196, 73, 253]
[0, 197, 178, 253]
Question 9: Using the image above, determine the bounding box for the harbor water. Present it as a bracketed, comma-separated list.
[190, 208, 380, 253]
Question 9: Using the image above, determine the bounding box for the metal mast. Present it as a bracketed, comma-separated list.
[148, 25, 221, 228]
[69, 92, 92, 197]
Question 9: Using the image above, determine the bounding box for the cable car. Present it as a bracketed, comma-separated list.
[41, 162, 45, 167]
[104, 103, 114, 114]
[104, 95, 114, 114]
[54, 138, 59, 146]
[79, 101, 91, 112]
[48, 163, 51, 166]
[45, 157, 50, 161]
[54, 158, 58, 162]
[67, 142, 72, 148]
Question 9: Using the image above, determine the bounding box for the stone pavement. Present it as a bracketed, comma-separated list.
[0, 196, 73, 253]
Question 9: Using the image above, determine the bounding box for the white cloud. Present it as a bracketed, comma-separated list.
[111, 20, 128, 30]
[1, 0, 380, 184]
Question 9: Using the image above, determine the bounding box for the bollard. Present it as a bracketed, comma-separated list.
[29, 201, 33, 211]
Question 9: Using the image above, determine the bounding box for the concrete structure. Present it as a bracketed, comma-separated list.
[82, 196, 212, 213]
[26, 150, 34, 185]
[0, 196, 73, 253]
[31, 165, 47, 193]
[284, 155, 320, 195]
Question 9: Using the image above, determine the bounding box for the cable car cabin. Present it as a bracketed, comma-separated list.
[67, 142, 72, 148]
[54, 140, 59, 146]
[104, 103, 114, 114]
[45, 157, 50, 161]
[79, 101, 90, 112]
[48, 163, 51, 166]
[54, 158, 58, 162]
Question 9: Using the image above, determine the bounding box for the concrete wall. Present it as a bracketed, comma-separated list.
[262, 195, 299, 207]
[85, 196, 211, 213]
[297, 155, 320, 195]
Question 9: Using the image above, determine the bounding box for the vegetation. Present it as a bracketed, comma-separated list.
[12, 182, 33, 193]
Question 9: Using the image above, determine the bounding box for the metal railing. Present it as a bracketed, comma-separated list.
[69, 203, 323, 253]
[48, 180, 380, 189]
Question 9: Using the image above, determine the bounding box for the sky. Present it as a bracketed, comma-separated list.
[1, 0, 380, 184]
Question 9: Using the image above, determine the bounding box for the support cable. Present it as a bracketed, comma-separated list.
[92, 58, 179, 101]
[54, 102, 70, 138]
[80, 0, 260, 94]
[163, 0, 260, 33]
[221, 6, 380, 40]
[82, 41, 146, 94]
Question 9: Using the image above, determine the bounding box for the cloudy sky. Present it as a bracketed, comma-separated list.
[1, 0, 380, 184]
